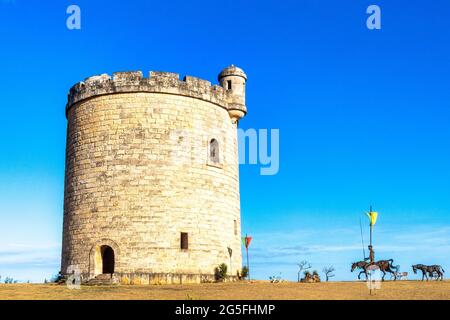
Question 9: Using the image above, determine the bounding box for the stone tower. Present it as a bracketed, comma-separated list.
[61, 66, 247, 284]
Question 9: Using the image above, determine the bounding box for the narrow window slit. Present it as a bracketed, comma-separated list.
[181, 232, 188, 250]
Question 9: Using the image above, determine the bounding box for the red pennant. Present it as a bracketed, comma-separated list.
[245, 236, 252, 249]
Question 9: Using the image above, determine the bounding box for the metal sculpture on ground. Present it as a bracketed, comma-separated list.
[351, 259, 399, 281]
[412, 264, 445, 281]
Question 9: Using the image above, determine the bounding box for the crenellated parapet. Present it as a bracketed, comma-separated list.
[66, 68, 247, 121]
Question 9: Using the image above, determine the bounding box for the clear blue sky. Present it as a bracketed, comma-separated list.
[0, 0, 449, 282]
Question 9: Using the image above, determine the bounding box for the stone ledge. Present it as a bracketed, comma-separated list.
[71, 272, 240, 285]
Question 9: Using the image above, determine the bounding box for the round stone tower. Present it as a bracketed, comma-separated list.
[61, 66, 247, 284]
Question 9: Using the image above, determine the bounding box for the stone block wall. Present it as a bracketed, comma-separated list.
[61, 68, 247, 283]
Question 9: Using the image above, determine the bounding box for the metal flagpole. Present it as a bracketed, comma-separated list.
[369, 205, 373, 247]
[246, 234, 250, 280]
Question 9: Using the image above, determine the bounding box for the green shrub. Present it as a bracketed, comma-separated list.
[240, 266, 249, 279]
[214, 263, 228, 281]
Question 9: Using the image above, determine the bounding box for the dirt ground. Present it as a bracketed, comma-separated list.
[0, 280, 449, 300]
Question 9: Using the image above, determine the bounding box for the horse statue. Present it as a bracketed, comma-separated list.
[412, 264, 445, 281]
[351, 261, 369, 280]
[351, 259, 399, 281]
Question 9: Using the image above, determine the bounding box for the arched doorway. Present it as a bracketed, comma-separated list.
[89, 239, 120, 277]
[100, 245, 115, 274]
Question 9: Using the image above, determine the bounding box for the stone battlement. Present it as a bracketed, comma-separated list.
[66, 70, 246, 117]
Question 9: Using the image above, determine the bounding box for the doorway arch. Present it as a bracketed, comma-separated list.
[89, 239, 120, 277]
[100, 245, 115, 274]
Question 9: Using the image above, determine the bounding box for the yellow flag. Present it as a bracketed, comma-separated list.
[366, 211, 378, 226]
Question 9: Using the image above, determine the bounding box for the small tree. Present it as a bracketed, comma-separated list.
[297, 260, 311, 282]
[4, 277, 17, 284]
[322, 266, 335, 282]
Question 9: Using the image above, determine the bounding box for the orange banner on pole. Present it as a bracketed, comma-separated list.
[242, 236, 252, 249]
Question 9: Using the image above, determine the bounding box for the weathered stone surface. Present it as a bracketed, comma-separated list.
[66, 67, 248, 121]
[61, 66, 247, 284]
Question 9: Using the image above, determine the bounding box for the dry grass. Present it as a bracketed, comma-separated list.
[0, 280, 449, 300]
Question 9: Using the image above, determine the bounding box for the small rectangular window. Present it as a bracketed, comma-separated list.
[181, 232, 188, 250]
[227, 80, 232, 90]
[234, 220, 237, 235]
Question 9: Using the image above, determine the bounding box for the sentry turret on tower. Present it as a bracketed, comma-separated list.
[218, 65, 247, 123]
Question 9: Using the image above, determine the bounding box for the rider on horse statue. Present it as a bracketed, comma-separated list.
[365, 245, 375, 265]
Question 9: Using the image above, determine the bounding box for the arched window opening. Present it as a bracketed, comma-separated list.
[209, 139, 220, 163]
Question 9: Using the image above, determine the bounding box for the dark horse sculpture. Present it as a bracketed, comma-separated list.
[351, 261, 369, 280]
[412, 264, 445, 281]
[351, 259, 399, 281]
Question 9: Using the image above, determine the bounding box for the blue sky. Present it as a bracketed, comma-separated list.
[0, 0, 449, 282]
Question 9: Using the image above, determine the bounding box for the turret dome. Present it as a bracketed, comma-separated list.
[218, 65, 247, 81]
